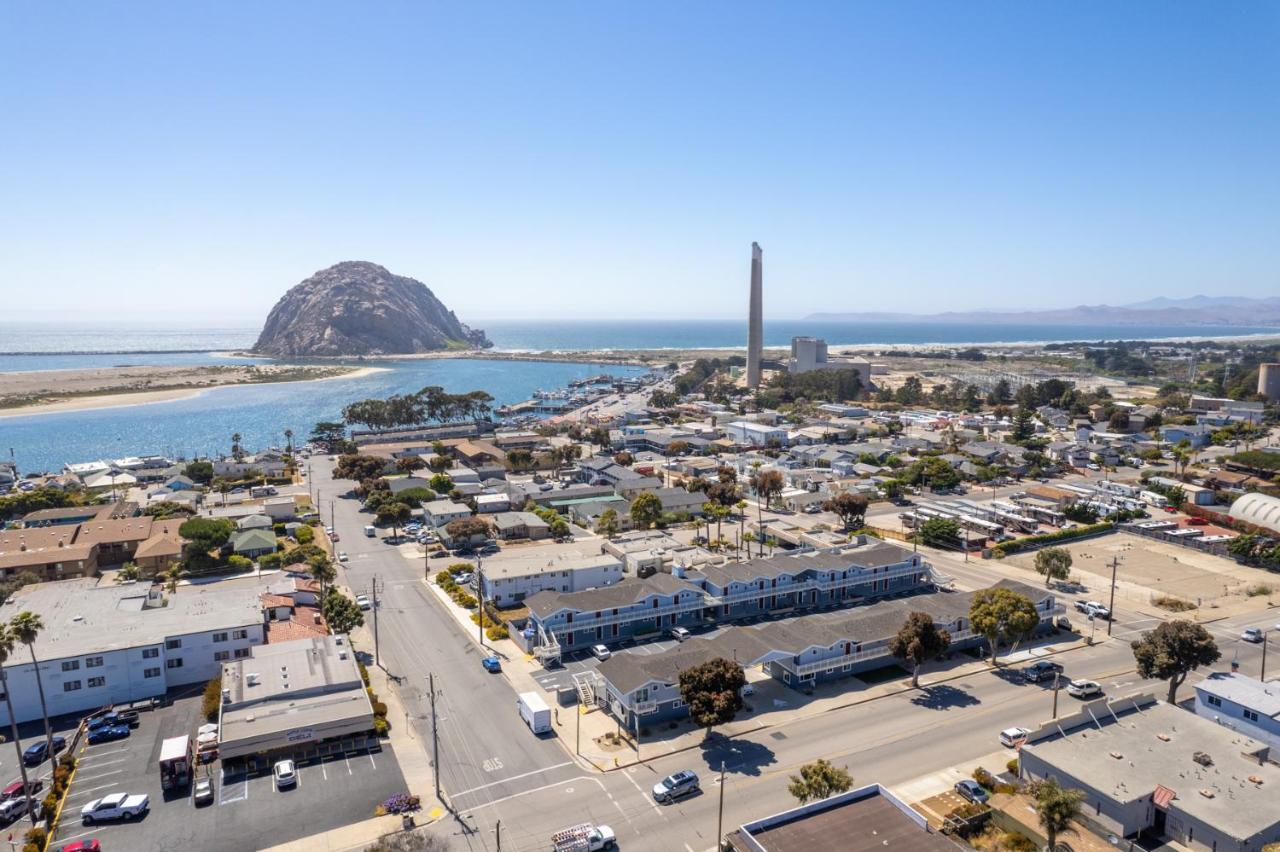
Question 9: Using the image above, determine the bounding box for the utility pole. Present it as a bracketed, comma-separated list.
[716, 761, 726, 850]
[1052, 672, 1061, 718]
[371, 577, 381, 668]
[1262, 631, 1269, 682]
[1107, 556, 1119, 637]
[429, 673, 441, 801]
[477, 553, 486, 650]
[330, 499, 335, 531]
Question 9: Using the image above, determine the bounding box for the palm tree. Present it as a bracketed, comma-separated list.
[1033, 778, 1084, 851]
[231, 432, 243, 460]
[283, 428, 294, 454]
[0, 626, 40, 826]
[9, 611, 56, 780]
[165, 564, 185, 594]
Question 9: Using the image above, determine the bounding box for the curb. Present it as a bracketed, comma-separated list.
[594, 636, 1106, 773]
[42, 741, 82, 852]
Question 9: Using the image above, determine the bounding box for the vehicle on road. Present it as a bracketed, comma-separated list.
[516, 692, 552, 734]
[999, 727, 1031, 747]
[482, 655, 502, 673]
[273, 759, 298, 788]
[1066, 679, 1103, 699]
[23, 735, 66, 765]
[652, 769, 700, 803]
[1241, 627, 1263, 643]
[338, 551, 349, 562]
[552, 822, 617, 851]
[590, 644, 611, 661]
[356, 594, 371, 610]
[1083, 602, 1111, 620]
[954, 779, 989, 805]
[81, 792, 149, 823]
[431, 549, 449, 558]
[159, 735, 193, 791]
[668, 626, 690, 642]
[193, 778, 215, 806]
[364, 524, 377, 537]
[330, 531, 340, 542]
[87, 724, 131, 745]
[1021, 660, 1064, 683]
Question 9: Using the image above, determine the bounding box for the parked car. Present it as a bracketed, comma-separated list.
[1, 780, 42, 802]
[1083, 602, 1111, 620]
[668, 626, 691, 642]
[1021, 660, 1064, 683]
[59, 841, 101, 852]
[954, 779, 989, 805]
[590, 644, 612, 661]
[652, 770, 700, 803]
[114, 709, 140, 727]
[330, 532, 340, 542]
[81, 792, 149, 823]
[356, 594, 371, 610]
[482, 655, 502, 673]
[0, 795, 33, 823]
[273, 759, 298, 789]
[193, 778, 215, 806]
[1241, 627, 1264, 643]
[1066, 679, 1103, 699]
[338, 551, 349, 562]
[87, 724, 131, 745]
[999, 727, 1030, 748]
[1187, 517, 1209, 526]
[23, 736, 66, 765]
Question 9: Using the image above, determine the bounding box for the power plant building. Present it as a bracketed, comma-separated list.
[746, 242, 763, 388]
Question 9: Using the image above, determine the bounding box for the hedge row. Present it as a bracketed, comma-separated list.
[991, 522, 1115, 557]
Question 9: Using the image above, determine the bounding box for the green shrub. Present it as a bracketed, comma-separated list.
[357, 661, 371, 686]
[226, 555, 253, 572]
[201, 675, 223, 722]
[991, 522, 1114, 557]
[295, 525, 315, 544]
[372, 700, 388, 717]
[1246, 584, 1273, 598]
[486, 625, 509, 641]
[1006, 758, 1019, 775]
[373, 717, 390, 737]
[435, 570, 453, 586]
[1153, 595, 1196, 612]
[972, 767, 995, 789]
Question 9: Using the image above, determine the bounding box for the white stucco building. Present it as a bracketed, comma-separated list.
[0, 578, 265, 725]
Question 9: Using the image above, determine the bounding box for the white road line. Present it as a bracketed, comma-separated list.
[622, 767, 663, 815]
[321, 761, 328, 781]
[367, 751, 377, 769]
[73, 769, 125, 782]
[685, 843, 696, 852]
[463, 775, 610, 813]
[452, 761, 574, 797]
[345, 754, 352, 775]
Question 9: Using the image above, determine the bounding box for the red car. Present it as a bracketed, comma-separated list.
[60, 842, 101, 852]
[2, 779, 43, 800]
[1186, 517, 1209, 526]
[330, 532, 340, 542]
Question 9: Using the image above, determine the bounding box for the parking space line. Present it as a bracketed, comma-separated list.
[367, 752, 376, 769]
[321, 761, 328, 781]
[73, 768, 125, 782]
[345, 754, 352, 774]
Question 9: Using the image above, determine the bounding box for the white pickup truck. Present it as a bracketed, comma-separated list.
[551, 823, 616, 851]
[81, 792, 150, 823]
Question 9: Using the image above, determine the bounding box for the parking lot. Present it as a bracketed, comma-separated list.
[50, 693, 408, 852]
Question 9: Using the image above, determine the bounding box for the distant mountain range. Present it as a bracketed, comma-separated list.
[805, 295, 1280, 326]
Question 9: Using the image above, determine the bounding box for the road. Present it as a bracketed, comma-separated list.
[309, 461, 1276, 852]
[310, 463, 584, 821]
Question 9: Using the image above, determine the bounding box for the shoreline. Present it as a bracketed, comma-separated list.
[0, 365, 389, 420]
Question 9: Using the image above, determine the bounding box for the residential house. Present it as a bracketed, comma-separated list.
[230, 528, 278, 559]
[726, 421, 789, 448]
[1160, 424, 1213, 449]
[75, 517, 156, 567]
[480, 554, 623, 608]
[0, 526, 97, 582]
[491, 511, 551, 541]
[423, 499, 472, 528]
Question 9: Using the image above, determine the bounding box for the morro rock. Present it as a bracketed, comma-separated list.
[252, 261, 491, 356]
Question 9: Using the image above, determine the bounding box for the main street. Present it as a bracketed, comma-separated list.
[309, 460, 1274, 852]
[310, 463, 584, 824]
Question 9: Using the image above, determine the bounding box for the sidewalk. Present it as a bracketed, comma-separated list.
[418, 571, 1108, 773]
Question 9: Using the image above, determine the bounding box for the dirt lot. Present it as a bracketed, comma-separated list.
[1007, 532, 1267, 604]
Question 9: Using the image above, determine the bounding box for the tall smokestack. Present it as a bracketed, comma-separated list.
[746, 242, 763, 388]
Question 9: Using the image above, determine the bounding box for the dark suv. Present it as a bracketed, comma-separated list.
[1022, 660, 1064, 683]
[22, 736, 66, 766]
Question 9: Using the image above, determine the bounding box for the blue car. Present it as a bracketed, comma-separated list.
[481, 656, 502, 673]
[22, 736, 67, 766]
[86, 725, 130, 745]
[87, 713, 120, 731]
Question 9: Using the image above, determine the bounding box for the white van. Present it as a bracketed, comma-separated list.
[364, 525, 376, 537]
[516, 692, 551, 734]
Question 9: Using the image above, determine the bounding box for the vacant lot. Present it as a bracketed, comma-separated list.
[1007, 532, 1266, 605]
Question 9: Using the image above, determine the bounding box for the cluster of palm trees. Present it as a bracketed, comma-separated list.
[0, 611, 57, 827]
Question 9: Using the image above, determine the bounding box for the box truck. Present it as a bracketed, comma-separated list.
[516, 692, 551, 734]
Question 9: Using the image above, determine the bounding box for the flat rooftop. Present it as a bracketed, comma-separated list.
[220, 635, 372, 754]
[727, 785, 960, 851]
[0, 577, 265, 661]
[1022, 701, 1278, 840]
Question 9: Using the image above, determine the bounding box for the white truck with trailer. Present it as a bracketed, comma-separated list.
[517, 691, 552, 734]
[552, 823, 616, 851]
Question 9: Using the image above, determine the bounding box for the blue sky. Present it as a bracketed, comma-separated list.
[2, 2, 1277, 323]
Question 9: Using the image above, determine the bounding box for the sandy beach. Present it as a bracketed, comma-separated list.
[0, 364, 388, 419]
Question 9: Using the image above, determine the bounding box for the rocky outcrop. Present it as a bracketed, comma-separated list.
[252, 262, 491, 356]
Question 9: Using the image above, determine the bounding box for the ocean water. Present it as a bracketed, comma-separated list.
[1, 358, 646, 474]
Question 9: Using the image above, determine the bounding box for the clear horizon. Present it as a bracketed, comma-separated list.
[3, 3, 1278, 324]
